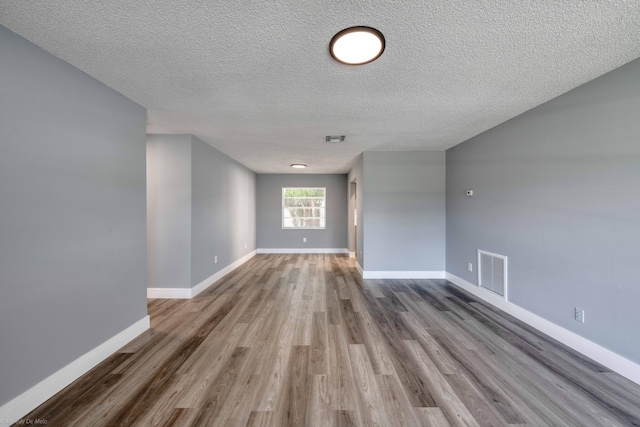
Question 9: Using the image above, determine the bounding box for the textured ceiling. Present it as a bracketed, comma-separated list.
[1, 1, 640, 173]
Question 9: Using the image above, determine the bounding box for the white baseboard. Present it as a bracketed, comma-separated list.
[147, 250, 257, 299]
[191, 250, 256, 298]
[349, 252, 356, 258]
[146, 287, 191, 299]
[362, 270, 446, 280]
[0, 315, 150, 423]
[257, 248, 349, 254]
[355, 261, 364, 277]
[445, 272, 640, 386]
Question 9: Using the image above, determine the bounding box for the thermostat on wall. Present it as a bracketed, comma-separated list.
[466, 190, 474, 197]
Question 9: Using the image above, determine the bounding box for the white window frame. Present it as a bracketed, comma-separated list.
[282, 187, 327, 229]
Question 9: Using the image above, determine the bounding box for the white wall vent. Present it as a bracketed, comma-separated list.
[477, 250, 508, 299]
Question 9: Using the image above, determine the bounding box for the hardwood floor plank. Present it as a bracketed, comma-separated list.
[404, 340, 480, 427]
[338, 298, 365, 345]
[398, 307, 459, 375]
[355, 310, 394, 375]
[305, 374, 333, 427]
[416, 407, 453, 427]
[245, 410, 276, 427]
[292, 291, 314, 346]
[188, 346, 250, 426]
[23, 353, 129, 425]
[466, 301, 640, 424]
[133, 373, 191, 426]
[334, 409, 356, 427]
[328, 324, 356, 411]
[377, 374, 423, 426]
[374, 296, 414, 340]
[347, 344, 391, 427]
[426, 317, 567, 426]
[280, 345, 309, 427]
[20, 254, 640, 427]
[438, 299, 634, 426]
[443, 373, 509, 427]
[326, 288, 343, 325]
[212, 372, 262, 427]
[310, 311, 329, 374]
[361, 292, 438, 408]
[102, 297, 241, 425]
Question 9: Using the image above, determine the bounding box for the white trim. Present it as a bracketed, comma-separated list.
[0, 316, 150, 423]
[257, 248, 349, 254]
[147, 250, 257, 299]
[445, 272, 640, 386]
[191, 250, 256, 297]
[362, 271, 446, 279]
[282, 187, 327, 230]
[349, 252, 356, 258]
[355, 261, 364, 277]
[146, 287, 191, 299]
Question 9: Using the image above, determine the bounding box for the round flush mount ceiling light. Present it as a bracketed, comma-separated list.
[330, 26, 385, 65]
[291, 164, 307, 169]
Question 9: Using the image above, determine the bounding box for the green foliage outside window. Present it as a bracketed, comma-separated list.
[283, 188, 326, 228]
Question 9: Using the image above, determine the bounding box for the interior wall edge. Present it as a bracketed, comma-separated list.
[256, 248, 349, 254]
[361, 271, 446, 280]
[148, 250, 258, 299]
[0, 316, 150, 423]
[445, 272, 640, 387]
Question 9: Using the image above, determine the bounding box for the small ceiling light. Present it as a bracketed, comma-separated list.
[330, 26, 385, 65]
[291, 164, 307, 169]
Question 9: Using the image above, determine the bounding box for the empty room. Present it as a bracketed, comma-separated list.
[1, 2, 640, 426]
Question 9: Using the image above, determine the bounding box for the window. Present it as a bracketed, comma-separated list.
[282, 187, 326, 229]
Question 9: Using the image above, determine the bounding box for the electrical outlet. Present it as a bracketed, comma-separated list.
[303, 237, 307, 243]
[244, 242, 247, 248]
[214, 256, 217, 264]
[574, 307, 585, 323]
[468, 262, 473, 272]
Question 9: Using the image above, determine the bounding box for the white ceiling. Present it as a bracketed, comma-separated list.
[2, 1, 639, 173]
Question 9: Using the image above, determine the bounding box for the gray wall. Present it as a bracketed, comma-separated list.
[363, 152, 446, 271]
[257, 174, 348, 249]
[147, 134, 256, 289]
[0, 25, 147, 406]
[446, 58, 640, 364]
[191, 137, 256, 285]
[147, 135, 192, 288]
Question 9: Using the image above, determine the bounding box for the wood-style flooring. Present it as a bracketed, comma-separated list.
[20, 254, 640, 426]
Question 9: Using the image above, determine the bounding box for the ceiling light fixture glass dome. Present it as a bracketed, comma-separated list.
[330, 26, 385, 65]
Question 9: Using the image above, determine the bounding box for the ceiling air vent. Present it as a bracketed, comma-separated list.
[325, 135, 346, 143]
[478, 250, 508, 300]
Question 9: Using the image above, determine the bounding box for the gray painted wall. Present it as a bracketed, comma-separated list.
[446, 58, 640, 363]
[147, 135, 192, 289]
[363, 152, 446, 271]
[191, 136, 256, 286]
[0, 26, 147, 406]
[147, 135, 256, 289]
[257, 174, 348, 249]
